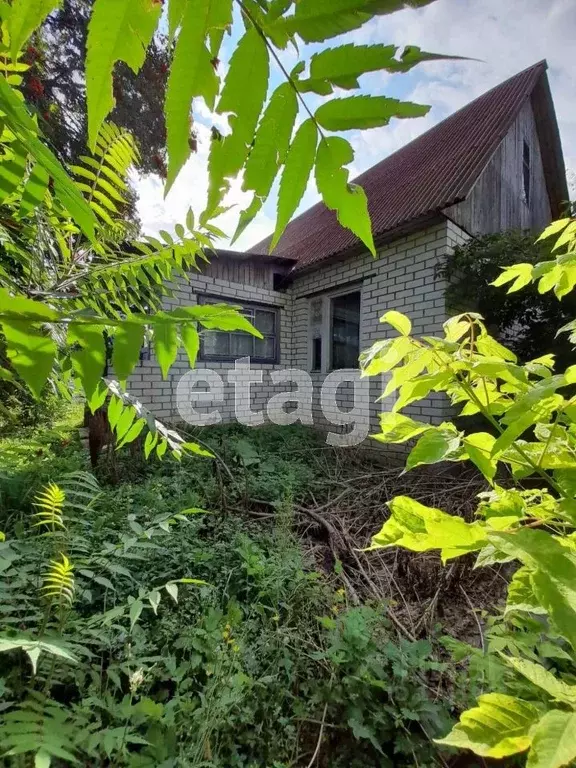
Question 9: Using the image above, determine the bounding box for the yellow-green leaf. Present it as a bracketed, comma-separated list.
[463, 432, 497, 481]
[507, 658, 576, 707]
[372, 412, 430, 444]
[527, 710, 576, 768]
[435, 693, 539, 758]
[370, 495, 488, 563]
[380, 310, 411, 335]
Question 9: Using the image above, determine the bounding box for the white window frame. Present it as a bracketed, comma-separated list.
[308, 284, 363, 373]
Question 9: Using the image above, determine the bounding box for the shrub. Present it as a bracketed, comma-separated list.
[364, 216, 576, 766]
[0, 422, 461, 767]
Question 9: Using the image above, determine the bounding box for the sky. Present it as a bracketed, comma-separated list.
[134, 0, 576, 252]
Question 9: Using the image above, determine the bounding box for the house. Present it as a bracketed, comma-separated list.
[127, 60, 568, 447]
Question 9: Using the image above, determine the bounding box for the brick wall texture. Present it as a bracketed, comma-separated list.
[125, 218, 468, 447]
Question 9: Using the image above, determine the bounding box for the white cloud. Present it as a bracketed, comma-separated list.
[134, 0, 576, 251]
[350, 0, 576, 175]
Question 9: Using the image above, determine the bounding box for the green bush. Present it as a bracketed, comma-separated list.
[0, 421, 462, 767]
[364, 216, 576, 766]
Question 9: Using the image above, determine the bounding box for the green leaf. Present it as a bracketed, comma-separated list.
[380, 349, 434, 398]
[165, 582, 178, 603]
[112, 322, 145, 383]
[165, 0, 230, 189]
[527, 710, 576, 768]
[0, 140, 27, 201]
[0, 637, 78, 673]
[34, 749, 51, 768]
[315, 136, 374, 256]
[1, 320, 56, 398]
[406, 427, 461, 470]
[154, 321, 178, 379]
[506, 658, 576, 707]
[531, 569, 576, 652]
[302, 43, 397, 93]
[205, 27, 269, 216]
[315, 95, 429, 131]
[242, 82, 298, 199]
[370, 495, 488, 563]
[116, 417, 146, 448]
[180, 323, 199, 368]
[170, 304, 262, 335]
[20, 161, 49, 216]
[505, 565, 545, 614]
[147, 589, 161, 614]
[277, 0, 437, 43]
[0, 74, 96, 239]
[393, 371, 451, 411]
[491, 529, 576, 649]
[86, 0, 162, 149]
[129, 598, 144, 629]
[372, 412, 430, 444]
[68, 323, 106, 402]
[380, 310, 411, 335]
[301, 43, 457, 94]
[463, 432, 497, 481]
[8, 0, 60, 60]
[435, 693, 539, 758]
[270, 118, 317, 252]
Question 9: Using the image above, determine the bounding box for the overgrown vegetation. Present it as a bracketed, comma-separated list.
[441, 229, 576, 368]
[0, 419, 467, 767]
[364, 217, 576, 766]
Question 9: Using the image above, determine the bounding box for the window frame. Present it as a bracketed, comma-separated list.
[329, 288, 362, 371]
[522, 138, 531, 207]
[307, 284, 363, 373]
[197, 294, 280, 364]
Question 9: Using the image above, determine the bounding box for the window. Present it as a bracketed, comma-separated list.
[309, 298, 323, 371]
[330, 291, 360, 369]
[199, 296, 278, 363]
[523, 139, 531, 206]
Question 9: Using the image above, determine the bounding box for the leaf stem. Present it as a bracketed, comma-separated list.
[234, 0, 325, 137]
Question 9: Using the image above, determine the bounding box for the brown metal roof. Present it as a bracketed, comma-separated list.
[249, 60, 566, 271]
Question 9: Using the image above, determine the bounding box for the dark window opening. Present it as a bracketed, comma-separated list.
[523, 139, 531, 206]
[330, 291, 361, 369]
[273, 272, 288, 292]
[312, 337, 322, 371]
[198, 296, 278, 363]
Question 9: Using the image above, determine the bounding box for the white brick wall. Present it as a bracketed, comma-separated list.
[126, 219, 465, 444]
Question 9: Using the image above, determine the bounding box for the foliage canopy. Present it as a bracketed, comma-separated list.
[365, 217, 576, 767]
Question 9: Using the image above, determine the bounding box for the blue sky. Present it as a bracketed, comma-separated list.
[135, 0, 576, 250]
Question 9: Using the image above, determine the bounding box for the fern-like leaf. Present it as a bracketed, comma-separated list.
[70, 122, 139, 229]
[32, 483, 66, 531]
[0, 693, 78, 764]
[42, 554, 75, 607]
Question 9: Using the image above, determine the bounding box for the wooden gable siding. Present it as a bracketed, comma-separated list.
[201, 256, 275, 290]
[445, 100, 551, 235]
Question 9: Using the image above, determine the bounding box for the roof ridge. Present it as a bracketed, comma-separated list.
[247, 60, 557, 268]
